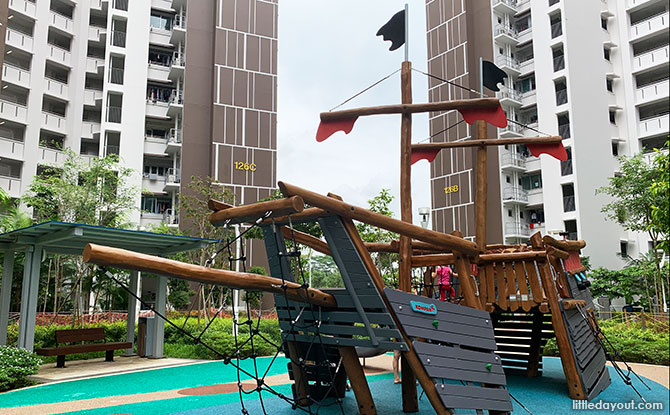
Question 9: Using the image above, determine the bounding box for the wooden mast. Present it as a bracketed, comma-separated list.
[399, 59, 419, 413]
[475, 120, 488, 252]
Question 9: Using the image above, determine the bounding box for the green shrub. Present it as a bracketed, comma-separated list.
[0, 346, 42, 392]
[543, 320, 669, 365]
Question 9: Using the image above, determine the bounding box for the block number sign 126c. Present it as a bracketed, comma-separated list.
[234, 161, 257, 172]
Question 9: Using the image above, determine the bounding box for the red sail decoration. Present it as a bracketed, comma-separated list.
[458, 105, 507, 128]
[411, 148, 440, 165]
[315, 117, 358, 142]
[527, 141, 568, 161]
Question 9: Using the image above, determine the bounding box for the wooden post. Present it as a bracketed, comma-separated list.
[526, 311, 544, 377]
[286, 341, 309, 407]
[398, 61, 418, 413]
[475, 120, 488, 252]
[339, 346, 377, 415]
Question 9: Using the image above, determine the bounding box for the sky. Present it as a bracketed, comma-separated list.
[276, 1, 432, 225]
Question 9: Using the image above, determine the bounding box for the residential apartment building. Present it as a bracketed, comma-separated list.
[0, 0, 278, 243]
[425, 0, 668, 268]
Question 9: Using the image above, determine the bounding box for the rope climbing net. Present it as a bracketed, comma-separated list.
[104, 211, 346, 415]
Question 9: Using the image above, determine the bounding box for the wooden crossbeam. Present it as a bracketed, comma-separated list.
[411, 136, 562, 151]
[320, 98, 499, 122]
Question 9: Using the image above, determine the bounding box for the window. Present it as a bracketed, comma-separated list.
[562, 184, 575, 212]
[601, 17, 608, 30]
[620, 241, 628, 256]
[519, 75, 536, 93]
[519, 211, 524, 219]
[143, 165, 167, 177]
[612, 143, 619, 156]
[508, 209, 513, 217]
[609, 110, 617, 125]
[506, 176, 511, 183]
[521, 173, 543, 190]
[606, 79, 613, 92]
[561, 148, 573, 176]
[604, 47, 611, 61]
[564, 219, 578, 240]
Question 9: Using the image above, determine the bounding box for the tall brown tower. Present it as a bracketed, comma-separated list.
[425, 0, 503, 244]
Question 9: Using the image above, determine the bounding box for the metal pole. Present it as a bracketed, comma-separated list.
[404, 3, 409, 62]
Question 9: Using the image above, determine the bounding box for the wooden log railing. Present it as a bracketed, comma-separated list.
[278, 182, 479, 256]
[82, 244, 337, 307]
[209, 196, 305, 226]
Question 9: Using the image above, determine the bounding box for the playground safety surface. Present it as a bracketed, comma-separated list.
[0, 355, 667, 415]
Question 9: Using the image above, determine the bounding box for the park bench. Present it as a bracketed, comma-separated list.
[35, 328, 132, 368]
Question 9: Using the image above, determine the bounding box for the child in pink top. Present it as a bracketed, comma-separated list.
[433, 266, 457, 301]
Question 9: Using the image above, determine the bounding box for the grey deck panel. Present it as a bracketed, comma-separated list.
[586, 368, 612, 401]
[276, 308, 396, 326]
[422, 362, 507, 385]
[396, 313, 497, 338]
[436, 384, 513, 412]
[403, 326, 497, 350]
[413, 340, 502, 365]
[261, 225, 296, 283]
[385, 288, 491, 320]
[415, 349, 505, 376]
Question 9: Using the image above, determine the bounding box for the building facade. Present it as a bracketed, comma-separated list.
[425, 0, 668, 268]
[0, 0, 278, 240]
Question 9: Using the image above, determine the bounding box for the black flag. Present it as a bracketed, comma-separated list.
[376, 10, 405, 51]
[482, 60, 508, 92]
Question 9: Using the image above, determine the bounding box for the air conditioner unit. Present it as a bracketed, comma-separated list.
[149, 173, 158, 181]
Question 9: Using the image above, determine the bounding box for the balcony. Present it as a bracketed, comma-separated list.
[0, 100, 28, 124]
[551, 21, 563, 39]
[88, 26, 107, 42]
[501, 152, 527, 171]
[147, 63, 169, 82]
[520, 90, 537, 108]
[49, 10, 74, 35]
[5, 28, 34, 54]
[110, 30, 126, 48]
[505, 221, 531, 238]
[144, 135, 168, 156]
[168, 52, 185, 81]
[167, 91, 183, 117]
[38, 146, 67, 165]
[142, 173, 167, 194]
[503, 187, 529, 204]
[492, 0, 518, 14]
[633, 45, 669, 73]
[166, 128, 182, 153]
[639, 113, 669, 138]
[494, 25, 518, 44]
[0, 136, 25, 161]
[146, 100, 169, 118]
[91, 0, 103, 10]
[170, 14, 186, 44]
[149, 27, 172, 46]
[86, 57, 105, 74]
[495, 55, 521, 74]
[164, 168, 181, 191]
[627, 0, 657, 10]
[630, 11, 669, 41]
[81, 154, 98, 165]
[635, 78, 669, 105]
[2, 64, 31, 89]
[525, 155, 541, 172]
[9, 0, 36, 19]
[563, 195, 576, 212]
[42, 111, 67, 134]
[500, 122, 524, 137]
[83, 89, 103, 107]
[105, 145, 120, 157]
[527, 188, 543, 206]
[47, 43, 72, 67]
[44, 77, 69, 100]
[106, 106, 122, 123]
[163, 209, 179, 227]
[0, 175, 21, 198]
[82, 121, 101, 139]
[498, 88, 522, 105]
[519, 57, 534, 75]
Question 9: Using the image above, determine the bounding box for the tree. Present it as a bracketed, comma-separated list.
[21, 151, 138, 321]
[597, 152, 669, 310]
[650, 144, 669, 253]
[355, 189, 399, 288]
[0, 189, 32, 233]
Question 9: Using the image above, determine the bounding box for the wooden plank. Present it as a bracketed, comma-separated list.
[413, 136, 562, 151]
[526, 311, 545, 377]
[515, 262, 532, 312]
[209, 196, 305, 226]
[55, 328, 105, 343]
[478, 264, 489, 307]
[286, 341, 309, 406]
[495, 262, 508, 310]
[504, 262, 520, 311]
[484, 265, 496, 307]
[453, 251, 482, 309]
[385, 288, 492, 320]
[525, 260, 544, 304]
[403, 325, 497, 350]
[35, 342, 132, 356]
[339, 346, 377, 415]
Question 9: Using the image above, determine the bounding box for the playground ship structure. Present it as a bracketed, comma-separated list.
[79, 8, 648, 415]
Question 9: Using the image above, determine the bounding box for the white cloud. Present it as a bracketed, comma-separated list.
[277, 1, 433, 225]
